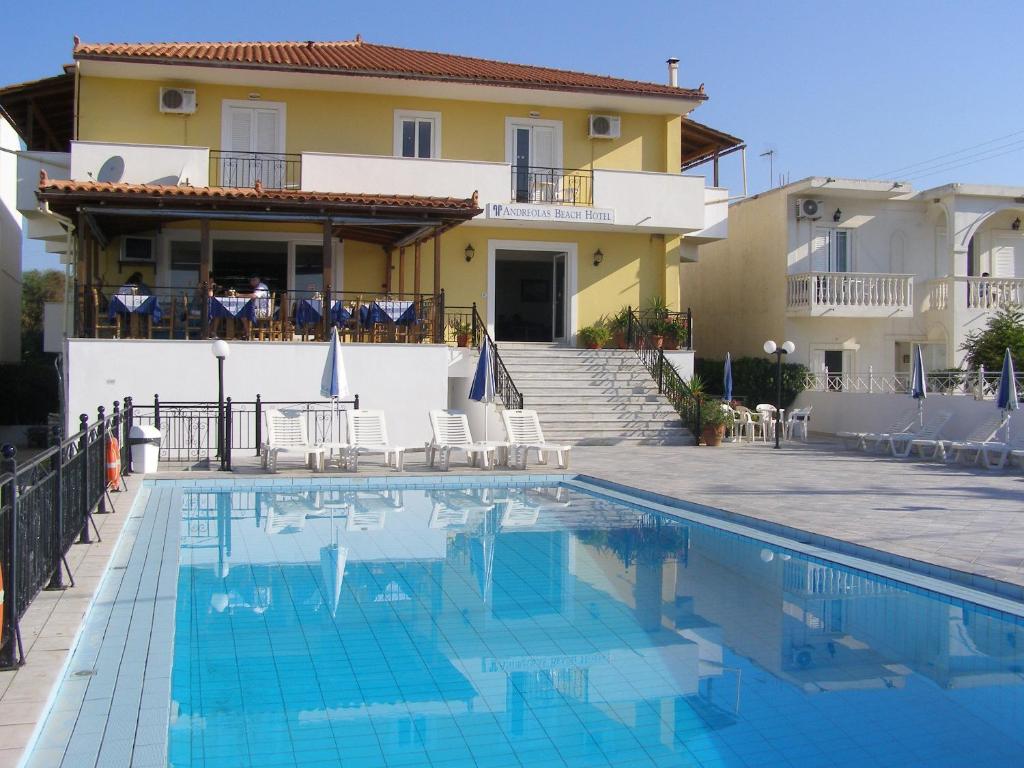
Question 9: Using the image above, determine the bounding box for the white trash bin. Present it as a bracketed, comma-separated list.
[129, 424, 161, 473]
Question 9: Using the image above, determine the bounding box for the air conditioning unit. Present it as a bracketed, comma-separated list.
[588, 114, 621, 139]
[795, 198, 825, 220]
[159, 87, 197, 114]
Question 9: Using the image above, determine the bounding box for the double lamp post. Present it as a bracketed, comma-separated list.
[763, 339, 795, 449]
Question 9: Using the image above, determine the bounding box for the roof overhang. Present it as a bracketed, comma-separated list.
[36, 180, 482, 248]
[680, 118, 744, 171]
[77, 59, 703, 115]
[780, 176, 917, 201]
[918, 182, 1024, 201]
[0, 73, 74, 151]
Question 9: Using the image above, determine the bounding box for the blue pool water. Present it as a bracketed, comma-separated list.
[169, 481, 1024, 767]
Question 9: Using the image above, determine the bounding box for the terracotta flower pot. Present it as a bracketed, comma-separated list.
[457, 333, 470, 347]
[701, 424, 726, 447]
[613, 330, 627, 349]
[651, 334, 665, 350]
[664, 336, 679, 351]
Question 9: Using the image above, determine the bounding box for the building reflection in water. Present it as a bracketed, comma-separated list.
[170, 484, 1024, 766]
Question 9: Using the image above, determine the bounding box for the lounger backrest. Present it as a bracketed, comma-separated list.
[502, 409, 545, 444]
[430, 410, 473, 447]
[348, 409, 390, 446]
[886, 410, 919, 434]
[266, 409, 309, 448]
[915, 411, 953, 440]
[962, 413, 1008, 443]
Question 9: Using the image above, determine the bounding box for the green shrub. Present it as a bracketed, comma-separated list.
[960, 305, 1024, 372]
[578, 324, 611, 348]
[695, 356, 808, 409]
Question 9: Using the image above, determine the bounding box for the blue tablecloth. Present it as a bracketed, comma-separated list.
[109, 294, 163, 323]
[366, 300, 415, 325]
[209, 296, 256, 322]
[295, 299, 352, 326]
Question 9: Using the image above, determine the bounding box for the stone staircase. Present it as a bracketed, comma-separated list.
[497, 342, 694, 445]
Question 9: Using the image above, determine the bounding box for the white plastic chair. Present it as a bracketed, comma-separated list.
[501, 409, 572, 469]
[784, 406, 813, 441]
[346, 410, 405, 471]
[261, 409, 324, 472]
[755, 404, 777, 442]
[426, 410, 501, 471]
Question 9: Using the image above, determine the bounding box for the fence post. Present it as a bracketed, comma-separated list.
[78, 414, 91, 544]
[976, 365, 985, 400]
[123, 396, 134, 474]
[254, 394, 263, 457]
[686, 307, 693, 350]
[154, 394, 161, 431]
[47, 425, 66, 591]
[96, 406, 107, 515]
[626, 306, 633, 348]
[354, 393, 360, 410]
[1, 444, 24, 668]
[222, 398, 232, 472]
[657, 349, 665, 394]
[436, 289, 446, 344]
[471, 302, 478, 348]
[868, 366, 874, 394]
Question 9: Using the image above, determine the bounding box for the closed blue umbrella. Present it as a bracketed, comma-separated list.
[723, 352, 733, 403]
[910, 344, 927, 427]
[996, 348, 1019, 440]
[320, 327, 350, 441]
[469, 339, 497, 440]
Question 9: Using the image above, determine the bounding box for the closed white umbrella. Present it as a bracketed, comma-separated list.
[320, 327, 350, 442]
[469, 338, 497, 440]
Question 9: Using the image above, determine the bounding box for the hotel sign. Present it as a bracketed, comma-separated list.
[486, 202, 615, 224]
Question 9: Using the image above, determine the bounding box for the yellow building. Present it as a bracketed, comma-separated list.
[3, 38, 738, 346]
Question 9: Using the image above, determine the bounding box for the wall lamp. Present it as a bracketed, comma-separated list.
[464, 244, 475, 262]
[593, 248, 604, 267]
[1013, 217, 1021, 231]
[833, 208, 842, 223]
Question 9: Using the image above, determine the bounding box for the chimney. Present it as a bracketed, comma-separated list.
[666, 58, 679, 87]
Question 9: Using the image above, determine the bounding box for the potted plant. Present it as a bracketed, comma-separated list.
[699, 399, 731, 447]
[665, 317, 688, 351]
[579, 324, 611, 350]
[644, 296, 670, 349]
[449, 318, 472, 347]
[608, 306, 631, 349]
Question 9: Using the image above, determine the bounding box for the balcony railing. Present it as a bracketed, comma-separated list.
[786, 272, 914, 317]
[928, 276, 1024, 312]
[209, 150, 301, 190]
[802, 368, 1023, 396]
[511, 165, 593, 206]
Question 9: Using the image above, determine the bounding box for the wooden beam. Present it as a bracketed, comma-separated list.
[414, 240, 421, 297]
[75, 210, 87, 336]
[200, 220, 211, 339]
[29, 99, 60, 152]
[433, 229, 441, 298]
[398, 247, 405, 295]
[322, 220, 334, 339]
[384, 248, 393, 293]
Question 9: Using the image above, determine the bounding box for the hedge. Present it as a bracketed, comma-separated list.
[695, 356, 808, 410]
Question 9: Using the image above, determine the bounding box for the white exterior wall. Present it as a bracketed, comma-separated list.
[70, 141, 209, 186]
[65, 340, 451, 448]
[0, 118, 23, 362]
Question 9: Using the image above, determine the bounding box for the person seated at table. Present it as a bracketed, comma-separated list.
[116, 271, 152, 296]
[244, 275, 271, 318]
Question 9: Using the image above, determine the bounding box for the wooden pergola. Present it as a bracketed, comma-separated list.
[680, 118, 745, 187]
[36, 176, 482, 338]
[0, 72, 75, 152]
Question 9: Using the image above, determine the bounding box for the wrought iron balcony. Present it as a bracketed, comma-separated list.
[511, 165, 593, 206]
[209, 150, 301, 190]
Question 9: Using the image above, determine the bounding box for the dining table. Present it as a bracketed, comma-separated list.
[108, 293, 163, 337]
[365, 299, 416, 325]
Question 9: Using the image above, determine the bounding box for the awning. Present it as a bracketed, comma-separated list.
[0, 72, 75, 152]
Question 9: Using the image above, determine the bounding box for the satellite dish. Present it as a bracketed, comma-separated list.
[96, 155, 125, 183]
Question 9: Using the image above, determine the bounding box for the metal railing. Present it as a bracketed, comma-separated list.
[803, 367, 1024, 397]
[626, 307, 701, 439]
[787, 272, 914, 313]
[1, 400, 129, 669]
[443, 304, 524, 410]
[74, 285, 444, 344]
[209, 150, 301, 190]
[130, 395, 360, 470]
[511, 165, 593, 206]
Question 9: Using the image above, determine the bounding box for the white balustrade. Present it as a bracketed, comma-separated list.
[786, 272, 914, 317]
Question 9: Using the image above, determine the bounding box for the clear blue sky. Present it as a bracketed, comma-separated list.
[5, 0, 1020, 270]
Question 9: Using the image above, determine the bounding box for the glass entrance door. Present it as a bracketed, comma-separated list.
[552, 253, 566, 341]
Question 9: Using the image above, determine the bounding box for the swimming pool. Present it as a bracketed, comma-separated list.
[26, 476, 1024, 767]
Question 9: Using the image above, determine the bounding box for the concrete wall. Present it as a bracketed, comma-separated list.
[43, 301, 65, 353]
[794, 389, 1023, 441]
[0, 118, 22, 362]
[65, 339, 451, 448]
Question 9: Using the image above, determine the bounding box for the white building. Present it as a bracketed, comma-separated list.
[683, 177, 1024, 379]
[0, 116, 23, 362]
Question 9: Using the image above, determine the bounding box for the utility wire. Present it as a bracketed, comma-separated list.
[871, 128, 1024, 179]
[902, 139, 1024, 182]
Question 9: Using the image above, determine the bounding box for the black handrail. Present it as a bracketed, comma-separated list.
[444, 304, 524, 410]
[510, 165, 593, 206]
[626, 307, 702, 440]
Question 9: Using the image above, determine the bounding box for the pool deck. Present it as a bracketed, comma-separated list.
[1, 437, 1021, 767]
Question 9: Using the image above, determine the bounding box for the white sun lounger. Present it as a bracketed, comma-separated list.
[346, 410, 405, 471]
[839, 409, 917, 451]
[501, 409, 572, 470]
[976, 433, 1024, 470]
[944, 414, 1009, 465]
[426, 410, 501, 471]
[890, 411, 953, 459]
[261, 409, 325, 472]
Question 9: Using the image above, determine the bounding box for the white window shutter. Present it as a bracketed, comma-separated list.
[228, 107, 253, 153]
[531, 126, 556, 169]
[810, 229, 829, 272]
[992, 243, 1017, 278]
[254, 109, 279, 154]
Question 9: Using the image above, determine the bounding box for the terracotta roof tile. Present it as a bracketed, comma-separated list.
[38, 178, 479, 211]
[73, 39, 705, 100]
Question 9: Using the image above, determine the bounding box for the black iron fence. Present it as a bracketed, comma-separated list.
[626, 308, 702, 440]
[209, 150, 301, 190]
[511, 165, 593, 206]
[443, 304, 524, 411]
[130, 394, 360, 470]
[0, 400, 129, 669]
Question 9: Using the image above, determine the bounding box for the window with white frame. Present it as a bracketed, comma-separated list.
[394, 111, 441, 159]
[811, 227, 852, 272]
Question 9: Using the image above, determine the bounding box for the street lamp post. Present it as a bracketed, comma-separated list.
[763, 339, 795, 449]
[211, 340, 230, 470]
